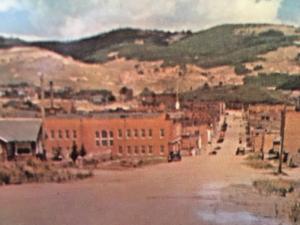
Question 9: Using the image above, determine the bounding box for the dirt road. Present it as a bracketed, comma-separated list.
[0, 111, 284, 225]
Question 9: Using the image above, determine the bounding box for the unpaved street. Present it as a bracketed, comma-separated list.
[0, 111, 285, 225]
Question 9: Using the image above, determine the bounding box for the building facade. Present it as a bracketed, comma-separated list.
[44, 113, 181, 159]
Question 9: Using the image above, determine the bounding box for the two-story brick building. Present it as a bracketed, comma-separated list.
[44, 112, 182, 159]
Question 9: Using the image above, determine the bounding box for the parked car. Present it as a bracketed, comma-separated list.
[214, 146, 221, 151]
[168, 151, 182, 162]
[209, 150, 217, 155]
[235, 147, 245, 155]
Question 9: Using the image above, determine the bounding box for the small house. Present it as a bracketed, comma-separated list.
[0, 119, 43, 160]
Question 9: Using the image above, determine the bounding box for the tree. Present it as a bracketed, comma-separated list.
[234, 64, 251, 75]
[70, 142, 79, 163]
[79, 144, 87, 157]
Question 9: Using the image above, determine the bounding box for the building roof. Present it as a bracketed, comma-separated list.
[0, 119, 42, 143]
[46, 111, 166, 120]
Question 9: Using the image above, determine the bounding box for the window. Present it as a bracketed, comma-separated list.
[45, 132, 48, 140]
[141, 129, 146, 138]
[100, 130, 114, 147]
[119, 146, 123, 154]
[58, 130, 63, 139]
[134, 146, 139, 154]
[148, 145, 153, 155]
[73, 130, 77, 139]
[134, 129, 138, 138]
[126, 129, 131, 138]
[148, 129, 153, 138]
[102, 140, 108, 146]
[141, 145, 146, 154]
[110, 139, 114, 146]
[65, 130, 70, 139]
[102, 130, 108, 138]
[160, 129, 165, 138]
[96, 140, 100, 146]
[160, 145, 165, 154]
[51, 130, 55, 139]
[118, 129, 122, 138]
[95, 131, 100, 138]
[127, 146, 132, 154]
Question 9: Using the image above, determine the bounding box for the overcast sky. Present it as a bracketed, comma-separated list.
[0, 0, 299, 41]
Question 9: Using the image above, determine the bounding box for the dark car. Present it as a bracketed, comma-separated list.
[168, 151, 182, 162]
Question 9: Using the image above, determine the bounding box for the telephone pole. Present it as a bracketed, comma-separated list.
[278, 105, 286, 174]
[39, 73, 46, 153]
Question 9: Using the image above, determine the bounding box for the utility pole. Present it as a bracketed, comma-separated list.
[49, 81, 54, 109]
[278, 105, 286, 174]
[39, 73, 46, 154]
[260, 129, 265, 160]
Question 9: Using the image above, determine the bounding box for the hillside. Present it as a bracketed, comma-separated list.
[26, 24, 300, 68]
[0, 24, 300, 103]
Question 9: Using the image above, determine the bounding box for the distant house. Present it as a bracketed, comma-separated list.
[75, 89, 115, 104]
[119, 87, 134, 102]
[0, 119, 43, 160]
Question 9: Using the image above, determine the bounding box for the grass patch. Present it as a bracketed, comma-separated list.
[253, 179, 296, 197]
[244, 73, 300, 90]
[245, 160, 274, 170]
[245, 152, 263, 161]
[0, 158, 93, 186]
[245, 153, 274, 169]
[183, 85, 288, 104]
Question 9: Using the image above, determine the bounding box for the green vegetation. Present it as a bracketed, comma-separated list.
[244, 73, 300, 90]
[253, 179, 296, 197]
[0, 158, 92, 185]
[183, 84, 287, 104]
[234, 64, 251, 75]
[1, 24, 295, 68]
[244, 152, 274, 169]
[245, 160, 274, 170]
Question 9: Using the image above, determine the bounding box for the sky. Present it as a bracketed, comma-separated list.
[0, 0, 299, 41]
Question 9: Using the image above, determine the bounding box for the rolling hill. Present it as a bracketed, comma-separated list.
[0, 23, 300, 103]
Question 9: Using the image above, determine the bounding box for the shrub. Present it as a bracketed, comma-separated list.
[234, 64, 251, 75]
[246, 152, 263, 161]
[79, 145, 87, 157]
[253, 179, 295, 197]
[289, 202, 300, 224]
[0, 169, 10, 184]
[245, 160, 273, 170]
[70, 143, 79, 162]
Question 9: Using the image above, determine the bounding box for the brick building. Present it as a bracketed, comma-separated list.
[284, 111, 300, 158]
[44, 112, 181, 159]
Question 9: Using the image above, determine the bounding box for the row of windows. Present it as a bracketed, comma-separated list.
[116, 128, 164, 139]
[47, 130, 77, 139]
[47, 128, 166, 141]
[118, 145, 165, 155]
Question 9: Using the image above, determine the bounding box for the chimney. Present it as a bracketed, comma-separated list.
[49, 81, 54, 109]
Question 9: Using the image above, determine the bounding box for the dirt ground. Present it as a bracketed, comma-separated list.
[0, 111, 296, 225]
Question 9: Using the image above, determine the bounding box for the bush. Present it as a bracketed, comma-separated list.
[246, 152, 263, 161]
[70, 143, 79, 162]
[245, 160, 273, 170]
[234, 64, 251, 75]
[79, 145, 87, 157]
[253, 179, 295, 197]
[289, 202, 300, 224]
[253, 65, 263, 71]
[0, 169, 10, 184]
